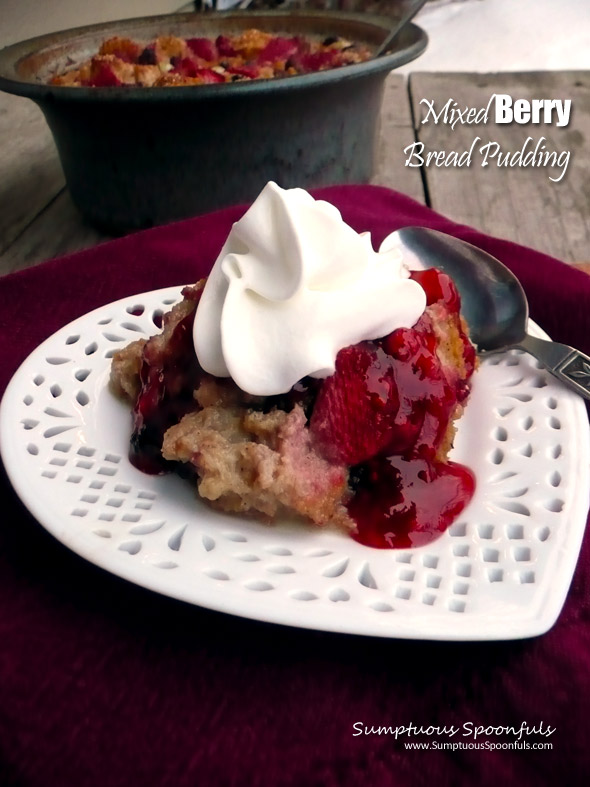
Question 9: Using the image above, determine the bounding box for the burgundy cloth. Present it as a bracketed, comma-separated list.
[1, 186, 589, 787]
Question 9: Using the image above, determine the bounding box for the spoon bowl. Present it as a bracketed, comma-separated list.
[391, 226, 529, 351]
[383, 227, 590, 401]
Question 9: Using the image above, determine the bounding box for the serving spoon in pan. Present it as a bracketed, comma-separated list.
[384, 226, 590, 401]
[374, 0, 429, 57]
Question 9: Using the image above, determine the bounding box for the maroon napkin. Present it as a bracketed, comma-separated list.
[1, 186, 589, 786]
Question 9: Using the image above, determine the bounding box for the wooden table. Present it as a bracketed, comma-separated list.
[1, 70, 589, 276]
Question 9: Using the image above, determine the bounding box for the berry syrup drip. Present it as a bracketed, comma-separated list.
[348, 458, 475, 549]
[130, 289, 204, 474]
[313, 267, 476, 549]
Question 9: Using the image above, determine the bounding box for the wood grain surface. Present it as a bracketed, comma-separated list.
[371, 74, 425, 202]
[0, 93, 65, 259]
[409, 71, 590, 262]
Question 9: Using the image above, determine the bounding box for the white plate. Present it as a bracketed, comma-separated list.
[1, 287, 589, 640]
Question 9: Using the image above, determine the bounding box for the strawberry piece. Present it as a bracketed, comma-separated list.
[85, 61, 122, 87]
[194, 68, 225, 84]
[216, 35, 237, 57]
[310, 343, 401, 466]
[170, 59, 225, 83]
[299, 50, 340, 73]
[410, 268, 460, 311]
[257, 36, 300, 64]
[186, 37, 218, 61]
[310, 277, 473, 467]
[170, 57, 197, 76]
[228, 65, 260, 80]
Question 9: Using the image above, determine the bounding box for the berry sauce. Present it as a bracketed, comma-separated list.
[129, 289, 203, 475]
[343, 268, 476, 549]
[348, 457, 475, 549]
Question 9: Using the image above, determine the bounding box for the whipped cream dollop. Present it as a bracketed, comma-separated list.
[193, 182, 426, 396]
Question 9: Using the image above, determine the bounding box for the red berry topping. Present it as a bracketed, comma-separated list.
[171, 57, 196, 76]
[194, 68, 225, 84]
[310, 343, 401, 466]
[410, 268, 460, 312]
[309, 265, 476, 547]
[171, 59, 225, 83]
[85, 63, 122, 87]
[310, 316, 463, 466]
[257, 37, 300, 64]
[348, 457, 475, 549]
[228, 65, 260, 80]
[130, 289, 205, 475]
[216, 35, 237, 57]
[186, 37, 219, 62]
[299, 50, 339, 72]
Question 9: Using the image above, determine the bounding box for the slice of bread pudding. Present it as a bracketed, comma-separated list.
[111, 268, 476, 549]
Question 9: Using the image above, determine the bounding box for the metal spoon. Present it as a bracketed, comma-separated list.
[374, 0, 429, 58]
[388, 226, 590, 401]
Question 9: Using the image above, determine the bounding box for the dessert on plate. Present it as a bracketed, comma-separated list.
[49, 30, 372, 87]
[111, 183, 476, 548]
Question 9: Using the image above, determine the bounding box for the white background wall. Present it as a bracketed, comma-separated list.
[401, 0, 590, 73]
[0, 0, 188, 48]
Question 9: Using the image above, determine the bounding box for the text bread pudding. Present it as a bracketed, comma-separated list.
[110, 183, 476, 548]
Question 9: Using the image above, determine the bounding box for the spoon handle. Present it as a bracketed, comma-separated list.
[519, 334, 590, 401]
[373, 0, 428, 57]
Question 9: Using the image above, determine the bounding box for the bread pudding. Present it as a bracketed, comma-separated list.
[110, 184, 476, 548]
[49, 30, 372, 87]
